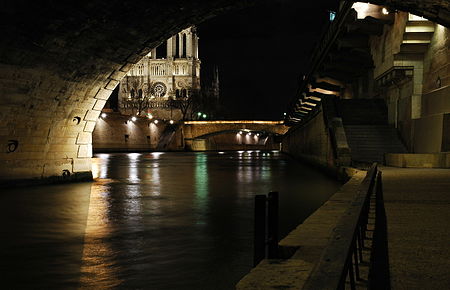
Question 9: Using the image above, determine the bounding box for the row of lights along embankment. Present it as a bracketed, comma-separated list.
[100, 113, 174, 125]
[238, 131, 260, 137]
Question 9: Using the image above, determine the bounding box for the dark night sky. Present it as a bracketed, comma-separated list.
[198, 0, 338, 120]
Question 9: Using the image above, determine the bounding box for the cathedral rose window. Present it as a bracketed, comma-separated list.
[152, 82, 167, 97]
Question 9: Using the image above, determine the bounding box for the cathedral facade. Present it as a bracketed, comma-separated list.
[118, 26, 201, 120]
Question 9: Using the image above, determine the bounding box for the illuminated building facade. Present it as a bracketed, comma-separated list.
[118, 26, 201, 120]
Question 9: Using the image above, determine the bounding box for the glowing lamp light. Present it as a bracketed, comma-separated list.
[202, 114, 207, 119]
[197, 112, 202, 116]
[382, 7, 389, 15]
[154, 120, 159, 124]
[169, 120, 174, 124]
[247, 132, 251, 136]
[101, 113, 107, 118]
[256, 133, 260, 137]
[147, 113, 153, 119]
[238, 131, 243, 135]
[131, 116, 137, 122]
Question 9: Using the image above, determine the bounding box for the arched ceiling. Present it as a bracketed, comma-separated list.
[369, 0, 450, 27]
[0, 0, 448, 182]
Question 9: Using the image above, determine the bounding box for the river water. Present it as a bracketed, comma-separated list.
[0, 151, 340, 289]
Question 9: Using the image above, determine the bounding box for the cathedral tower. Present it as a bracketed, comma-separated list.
[118, 26, 201, 120]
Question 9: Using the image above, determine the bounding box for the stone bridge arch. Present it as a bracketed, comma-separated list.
[182, 121, 288, 151]
[183, 121, 288, 139]
[0, 0, 448, 184]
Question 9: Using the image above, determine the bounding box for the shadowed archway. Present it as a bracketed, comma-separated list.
[0, 0, 448, 183]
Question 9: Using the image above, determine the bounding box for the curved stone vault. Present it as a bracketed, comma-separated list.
[0, 0, 448, 183]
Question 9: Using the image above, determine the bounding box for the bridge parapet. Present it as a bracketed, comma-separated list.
[183, 121, 288, 139]
[182, 121, 289, 151]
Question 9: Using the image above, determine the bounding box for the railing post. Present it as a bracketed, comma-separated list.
[369, 171, 391, 290]
[267, 191, 279, 259]
[254, 195, 266, 267]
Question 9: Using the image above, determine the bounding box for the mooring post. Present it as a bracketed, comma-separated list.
[254, 194, 266, 266]
[267, 191, 279, 259]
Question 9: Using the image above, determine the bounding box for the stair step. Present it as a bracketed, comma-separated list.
[400, 43, 429, 53]
[406, 20, 435, 27]
[402, 40, 431, 44]
[405, 25, 435, 33]
[403, 31, 434, 40]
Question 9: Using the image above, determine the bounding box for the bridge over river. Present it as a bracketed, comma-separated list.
[183, 120, 289, 151]
[93, 115, 289, 152]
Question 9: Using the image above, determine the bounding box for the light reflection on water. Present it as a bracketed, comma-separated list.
[0, 151, 341, 289]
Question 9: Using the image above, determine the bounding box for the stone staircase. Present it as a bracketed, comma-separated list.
[156, 124, 178, 150]
[337, 99, 407, 164]
[400, 18, 435, 54]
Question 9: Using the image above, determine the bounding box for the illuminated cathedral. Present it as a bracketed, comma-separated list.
[118, 26, 201, 120]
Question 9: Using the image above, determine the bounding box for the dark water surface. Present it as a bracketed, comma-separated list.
[0, 151, 341, 289]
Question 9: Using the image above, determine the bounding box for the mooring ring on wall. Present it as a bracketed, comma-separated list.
[6, 140, 18, 153]
[62, 169, 71, 178]
[73, 116, 81, 125]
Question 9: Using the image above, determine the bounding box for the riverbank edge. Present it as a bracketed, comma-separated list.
[280, 151, 357, 182]
[0, 171, 93, 188]
[236, 167, 366, 289]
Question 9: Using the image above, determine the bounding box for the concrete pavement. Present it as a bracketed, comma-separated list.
[381, 167, 450, 289]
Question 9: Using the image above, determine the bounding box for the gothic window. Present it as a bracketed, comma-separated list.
[176, 89, 180, 98]
[156, 42, 167, 59]
[138, 89, 143, 98]
[182, 34, 187, 58]
[130, 88, 135, 98]
[181, 89, 187, 97]
[151, 82, 167, 98]
[175, 34, 180, 58]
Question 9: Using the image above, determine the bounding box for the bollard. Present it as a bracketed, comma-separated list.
[267, 191, 279, 259]
[254, 195, 266, 267]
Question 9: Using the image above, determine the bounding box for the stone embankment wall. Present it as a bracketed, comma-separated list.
[237, 168, 364, 289]
[281, 108, 353, 175]
[282, 111, 335, 169]
[93, 115, 285, 152]
[93, 113, 184, 152]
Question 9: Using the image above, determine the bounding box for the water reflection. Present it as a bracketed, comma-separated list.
[1, 152, 341, 289]
[80, 181, 123, 288]
[92, 153, 110, 179]
[194, 153, 209, 225]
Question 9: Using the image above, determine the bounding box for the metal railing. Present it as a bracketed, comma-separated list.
[253, 192, 279, 266]
[303, 163, 390, 289]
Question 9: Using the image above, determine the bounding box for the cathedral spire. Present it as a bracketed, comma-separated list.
[212, 65, 220, 100]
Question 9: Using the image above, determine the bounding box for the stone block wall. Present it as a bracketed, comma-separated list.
[282, 111, 336, 170]
[369, 11, 450, 153]
[0, 0, 258, 183]
[0, 1, 448, 183]
[93, 113, 184, 152]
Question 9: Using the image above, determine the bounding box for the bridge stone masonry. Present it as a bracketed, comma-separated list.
[183, 120, 289, 151]
[0, 0, 448, 184]
[92, 115, 288, 152]
[0, 0, 449, 289]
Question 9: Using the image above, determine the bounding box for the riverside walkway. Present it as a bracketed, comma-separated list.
[238, 166, 450, 289]
[381, 167, 450, 289]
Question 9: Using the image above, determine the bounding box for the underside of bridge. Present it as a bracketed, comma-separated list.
[0, 0, 449, 184]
